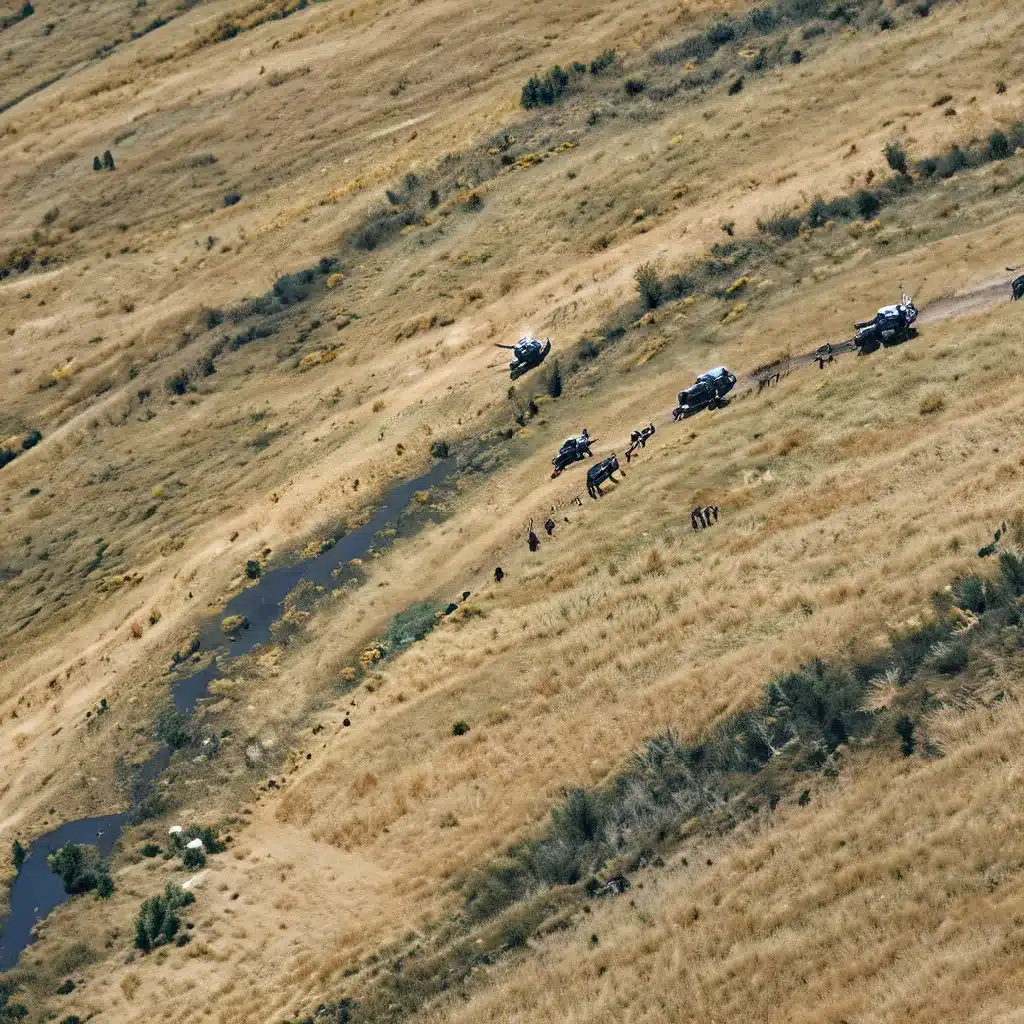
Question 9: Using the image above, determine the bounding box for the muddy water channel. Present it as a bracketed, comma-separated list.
[0, 458, 456, 972]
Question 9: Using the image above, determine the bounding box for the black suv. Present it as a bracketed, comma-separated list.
[672, 367, 737, 420]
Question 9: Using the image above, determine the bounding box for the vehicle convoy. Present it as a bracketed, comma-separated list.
[551, 429, 594, 477]
[1013, 274, 1024, 301]
[853, 294, 918, 351]
[495, 335, 552, 380]
[672, 367, 737, 420]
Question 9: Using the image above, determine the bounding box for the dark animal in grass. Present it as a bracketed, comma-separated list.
[587, 456, 622, 499]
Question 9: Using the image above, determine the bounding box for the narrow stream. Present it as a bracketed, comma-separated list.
[0, 458, 455, 973]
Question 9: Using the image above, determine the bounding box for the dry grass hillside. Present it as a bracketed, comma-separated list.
[2, 0, 1024, 1020]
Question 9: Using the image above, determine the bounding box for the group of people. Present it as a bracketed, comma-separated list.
[691, 505, 720, 531]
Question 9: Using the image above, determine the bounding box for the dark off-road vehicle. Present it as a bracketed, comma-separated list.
[672, 367, 737, 420]
[495, 336, 552, 380]
[1012, 274, 1024, 302]
[854, 294, 918, 351]
[551, 430, 594, 477]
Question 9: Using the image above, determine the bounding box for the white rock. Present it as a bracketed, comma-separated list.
[182, 870, 207, 890]
[168, 825, 184, 835]
[186, 838, 205, 851]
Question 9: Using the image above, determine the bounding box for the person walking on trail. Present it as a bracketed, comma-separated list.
[691, 507, 706, 531]
[494, 566, 505, 583]
[528, 525, 540, 552]
[544, 517, 556, 536]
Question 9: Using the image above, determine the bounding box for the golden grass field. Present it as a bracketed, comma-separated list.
[2, 0, 1024, 1019]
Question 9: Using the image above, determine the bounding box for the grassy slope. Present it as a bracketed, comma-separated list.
[3, 0, 1024, 1020]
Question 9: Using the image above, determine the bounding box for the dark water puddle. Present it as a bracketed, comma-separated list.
[0, 815, 124, 973]
[173, 457, 455, 713]
[0, 459, 455, 973]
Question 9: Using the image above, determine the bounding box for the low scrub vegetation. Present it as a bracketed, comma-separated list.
[461, 548, 1024, 923]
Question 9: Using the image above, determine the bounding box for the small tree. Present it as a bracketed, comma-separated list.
[12, 839, 26, 871]
[135, 883, 194, 953]
[182, 846, 206, 870]
[987, 129, 1011, 161]
[884, 140, 909, 176]
[46, 843, 112, 897]
[546, 360, 563, 399]
[634, 262, 663, 309]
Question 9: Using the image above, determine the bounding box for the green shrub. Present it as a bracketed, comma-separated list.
[884, 140, 909, 176]
[855, 189, 881, 219]
[545, 360, 563, 398]
[987, 129, 1012, 161]
[521, 65, 571, 109]
[452, 720, 470, 736]
[624, 78, 646, 96]
[429, 439, 451, 459]
[589, 49, 616, 74]
[11, 838, 26, 870]
[46, 843, 113, 897]
[634, 262, 664, 309]
[56, 980, 75, 995]
[140, 843, 161, 857]
[182, 846, 206, 869]
[757, 210, 802, 240]
[154, 705, 191, 749]
[135, 883, 194, 953]
[386, 601, 438, 649]
[934, 641, 969, 675]
[952, 575, 986, 614]
[165, 368, 189, 396]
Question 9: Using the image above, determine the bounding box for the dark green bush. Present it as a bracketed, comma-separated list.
[46, 843, 113, 897]
[934, 641, 969, 675]
[452, 720, 470, 736]
[386, 602, 439, 649]
[884, 140, 909, 175]
[429, 439, 451, 459]
[624, 78, 646, 96]
[165, 369, 189, 396]
[952, 575, 986, 614]
[589, 49, 616, 74]
[757, 210, 802, 239]
[987, 129, 1011, 161]
[141, 842, 161, 857]
[11, 838, 26, 870]
[634, 262, 664, 309]
[855, 189, 881, 219]
[56, 980, 75, 995]
[154, 705, 191, 749]
[135, 883, 195, 953]
[182, 846, 206, 869]
[521, 65, 571, 109]
[545, 360, 563, 398]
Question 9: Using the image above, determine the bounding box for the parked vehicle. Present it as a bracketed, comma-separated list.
[854, 294, 918, 351]
[495, 336, 552, 380]
[551, 430, 594, 477]
[672, 367, 737, 420]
